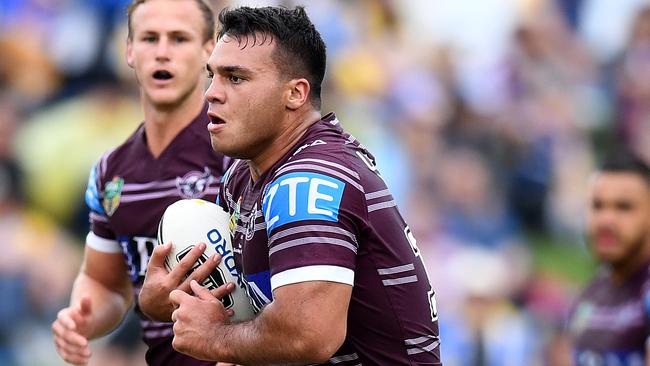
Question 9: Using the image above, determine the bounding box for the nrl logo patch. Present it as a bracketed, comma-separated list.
[229, 196, 242, 237]
[176, 167, 213, 198]
[103, 176, 124, 216]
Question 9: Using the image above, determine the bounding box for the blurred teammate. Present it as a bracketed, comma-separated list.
[141, 6, 442, 365]
[51, 0, 231, 365]
[569, 151, 650, 365]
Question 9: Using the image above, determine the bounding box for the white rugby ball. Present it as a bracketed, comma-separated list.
[157, 198, 255, 322]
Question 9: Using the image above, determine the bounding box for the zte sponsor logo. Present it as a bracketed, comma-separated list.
[263, 172, 345, 234]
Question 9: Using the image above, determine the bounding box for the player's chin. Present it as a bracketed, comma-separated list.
[147, 90, 182, 107]
[593, 248, 622, 264]
[210, 138, 245, 159]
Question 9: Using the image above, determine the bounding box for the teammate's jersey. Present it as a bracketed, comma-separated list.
[219, 113, 441, 365]
[569, 262, 650, 366]
[85, 106, 230, 366]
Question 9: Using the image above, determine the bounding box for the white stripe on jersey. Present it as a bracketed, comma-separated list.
[269, 225, 358, 245]
[274, 164, 364, 193]
[377, 263, 415, 275]
[143, 328, 174, 339]
[204, 187, 220, 195]
[225, 189, 237, 208]
[368, 200, 396, 213]
[86, 232, 122, 253]
[407, 339, 440, 355]
[141, 320, 173, 328]
[239, 209, 263, 222]
[119, 188, 179, 203]
[270, 265, 354, 291]
[404, 335, 438, 346]
[268, 236, 357, 256]
[284, 158, 360, 180]
[364, 188, 391, 200]
[234, 222, 266, 235]
[98, 147, 117, 179]
[122, 179, 177, 191]
[381, 275, 418, 286]
[329, 353, 359, 363]
[345, 134, 356, 145]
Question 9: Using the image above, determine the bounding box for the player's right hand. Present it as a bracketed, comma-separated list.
[52, 296, 94, 365]
[139, 241, 221, 322]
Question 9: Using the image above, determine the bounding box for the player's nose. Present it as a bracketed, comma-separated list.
[205, 77, 225, 104]
[155, 38, 171, 61]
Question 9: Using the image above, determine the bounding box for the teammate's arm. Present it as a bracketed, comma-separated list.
[170, 279, 351, 364]
[52, 247, 133, 365]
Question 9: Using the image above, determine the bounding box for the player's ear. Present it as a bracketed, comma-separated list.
[285, 78, 310, 111]
[203, 39, 216, 61]
[126, 38, 135, 68]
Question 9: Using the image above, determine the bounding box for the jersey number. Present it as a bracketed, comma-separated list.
[404, 226, 438, 322]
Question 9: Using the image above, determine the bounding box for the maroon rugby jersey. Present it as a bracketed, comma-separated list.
[569, 262, 650, 366]
[85, 105, 230, 366]
[219, 113, 442, 365]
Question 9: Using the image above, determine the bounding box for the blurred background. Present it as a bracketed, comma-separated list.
[2, 0, 649, 364]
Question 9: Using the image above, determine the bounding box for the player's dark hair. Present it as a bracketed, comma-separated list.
[127, 0, 216, 43]
[216, 6, 326, 109]
[599, 150, 650, 186]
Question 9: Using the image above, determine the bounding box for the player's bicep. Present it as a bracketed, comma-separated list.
[268, 280, 351, 345]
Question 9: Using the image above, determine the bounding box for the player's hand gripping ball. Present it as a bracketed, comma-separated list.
[157, 199, 255, 322]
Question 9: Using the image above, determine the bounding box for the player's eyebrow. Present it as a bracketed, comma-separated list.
[138, 30, 194, 38]
[215, 65, 253, 77]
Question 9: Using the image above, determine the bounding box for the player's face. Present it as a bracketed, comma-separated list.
[587, 172, 650, 267]
[126, 0, 214, 109]
[204, 34, 290, 159]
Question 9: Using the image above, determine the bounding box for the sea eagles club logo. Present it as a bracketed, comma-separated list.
[103, 176, 124, 216]
[176, 167, 214, 198]
[245, 203, 258, 241]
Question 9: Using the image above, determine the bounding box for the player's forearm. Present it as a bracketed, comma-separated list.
[210, 303, 340, 365]
[70, 273, 133, 339]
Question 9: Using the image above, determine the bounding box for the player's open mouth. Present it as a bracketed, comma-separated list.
[210, 116, 226, 125]
[153, 70, 173, 80]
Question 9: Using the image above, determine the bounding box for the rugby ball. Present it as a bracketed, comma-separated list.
[157, 199, 255, 322]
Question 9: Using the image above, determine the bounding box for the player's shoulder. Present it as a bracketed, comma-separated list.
[269, 133, 384, 199]
[272, 145, 366, 193]
[91, 123, 142, 174]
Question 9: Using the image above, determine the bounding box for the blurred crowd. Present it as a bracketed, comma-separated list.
[3, 0, 650, 365]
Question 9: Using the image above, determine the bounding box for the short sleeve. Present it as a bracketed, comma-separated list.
[84, 160, 121, 253]
[262, 156, 365, 291]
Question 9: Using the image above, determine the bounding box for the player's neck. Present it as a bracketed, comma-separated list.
[610, 240, 650, 285]
[142, 91, 205, 158]
[249, 109, 322, 182]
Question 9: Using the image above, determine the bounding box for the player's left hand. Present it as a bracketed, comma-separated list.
[170, 280, 235, 360]
[139, 242, 221, 322]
